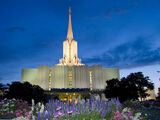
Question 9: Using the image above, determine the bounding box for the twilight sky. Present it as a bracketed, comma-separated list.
[0, 0, 160, 94]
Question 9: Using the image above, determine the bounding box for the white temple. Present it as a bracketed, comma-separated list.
[21, 8, 120, 91]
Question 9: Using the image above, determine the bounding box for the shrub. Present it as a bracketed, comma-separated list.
[6, 82, 46, 104]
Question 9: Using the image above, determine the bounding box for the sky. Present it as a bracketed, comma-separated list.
[0, 0, 160, 94]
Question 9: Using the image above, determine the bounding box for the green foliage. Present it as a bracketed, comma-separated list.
[157, 87, 160, 101]
[104, 72, 154, 102]
[6, 82, 46, 104]
[59, 111, 102, 120]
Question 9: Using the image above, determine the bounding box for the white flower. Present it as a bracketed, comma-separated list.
[32, 99, 35, 106]
[38, 102, 41, 107]
[45, 110, 48, 115]
[11, 104, 15, 107]
[122, 107, 131, 113]
[3, 103, 9, 107]
[12, 98, 16, 101]
[13, 116, 29, 120]
[132, 112, 142, 120]
[32, 99, 35, 111]
[40, 104, 44, 113]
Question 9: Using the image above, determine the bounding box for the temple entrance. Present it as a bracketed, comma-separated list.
[45, 88, 90, 102]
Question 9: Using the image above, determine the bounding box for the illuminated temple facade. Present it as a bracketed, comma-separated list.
[21, 9, 120, 91]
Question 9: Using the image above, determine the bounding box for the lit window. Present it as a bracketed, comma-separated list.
[69, 71, 72, 88]
[49, 70, 52, 90]
[89, 71, 92, 90]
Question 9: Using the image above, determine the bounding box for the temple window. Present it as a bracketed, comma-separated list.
[69, 71, 72, 88]
[89, 71, 92, 90]
[49, 70, 52, 90]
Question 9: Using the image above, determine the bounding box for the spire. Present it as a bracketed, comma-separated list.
[67, 8, 73, 42]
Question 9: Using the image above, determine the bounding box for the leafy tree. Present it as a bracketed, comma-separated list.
[157, 87, 160, 101]
[120, 77, 138, 102]
[6, 82, 46, 104]
[0, 83, 4, 99]
[0, 83, 8, 99]
[104, 79, 120, 100]
[104, 72, 154, 102]
[124, 72, 154, 101]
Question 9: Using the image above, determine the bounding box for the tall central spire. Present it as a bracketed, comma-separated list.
[58, 8, 83, 66]
[67, 8, 73, 43]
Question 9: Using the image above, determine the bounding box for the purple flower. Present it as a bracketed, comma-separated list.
[58, 111, 64, 116]
[16, 113, 20, 117]
[24, 112, 29, 116]
[101, 109, 107, 117]
[56, 106, 62, 111]
[54, 114, 59, 118]
[67, 111, 73, 114]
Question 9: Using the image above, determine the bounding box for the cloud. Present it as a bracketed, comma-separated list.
[7, 27, 25, 32]
[105, 2, 138, 19]
[83, 37, 160, 69]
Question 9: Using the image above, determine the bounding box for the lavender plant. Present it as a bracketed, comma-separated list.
[34, 98, 122, 120]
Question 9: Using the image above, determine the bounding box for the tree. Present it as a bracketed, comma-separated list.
[124, 72, 154, 101]
[0, 83, 8, 100]
[104, 79, 121, 100]
[104, 72, 154, 102]
[120, 77, 139, 102]
[157, 87, 160, 101]
[0, 83, 4, 99]
[6, 82, 46, 104]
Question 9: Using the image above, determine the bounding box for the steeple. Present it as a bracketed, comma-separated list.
[58, 8, 83, 66]
[67, 8, 73, 43]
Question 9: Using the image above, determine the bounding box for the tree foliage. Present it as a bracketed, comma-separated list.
[104, 72, 154, 102]
[0, 83, 7, 100]
[6, 82, 46, 104]
[0, 83, 4, 99]
[157, 87, 160, 101]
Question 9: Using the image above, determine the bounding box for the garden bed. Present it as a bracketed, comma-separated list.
[0, 98, 160, 120]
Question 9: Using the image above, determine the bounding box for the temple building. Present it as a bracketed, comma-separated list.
[21, 8, 156, 101]
[21, 8, 119, 91]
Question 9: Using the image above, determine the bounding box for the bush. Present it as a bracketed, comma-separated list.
[6, 82, 46, 104]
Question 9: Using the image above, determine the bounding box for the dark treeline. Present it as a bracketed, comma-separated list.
[0, 82, 46, 104]
[104, 72, 154, 102]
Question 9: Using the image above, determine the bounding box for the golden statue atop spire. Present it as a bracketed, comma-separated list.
[67, 8, 73, 43]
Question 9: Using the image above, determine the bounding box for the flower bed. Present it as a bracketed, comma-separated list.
[0, 98, 31, 119]
[123, 100, 160, 120]
[1, 98, 160, 120]
[33, 98, 144, 120]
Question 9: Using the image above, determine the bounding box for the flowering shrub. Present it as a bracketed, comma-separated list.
[122, 100, 160, 120]
[1, 98, 156, 120]
[0, 98, 31, 119]
[111, 107, 144, 120]
[0, 98, 17, 116]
